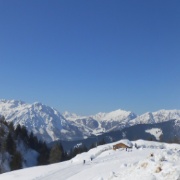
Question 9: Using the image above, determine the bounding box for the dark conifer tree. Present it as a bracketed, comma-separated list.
[37, 141, 49, 165]
[8, 122, 15, 133]
[21, 126, 29, 145]
[82, 145, 88, 152]
[5, 133, 16, 155]
[98, 138, 106, 145]
[0, 126, 5, 137]
[14, 124, 22, 139]
[90, 142, 96, 149]
[10, 151, 22, 171]
[29, 132, 39, 150]
[49, 143, 62, 164]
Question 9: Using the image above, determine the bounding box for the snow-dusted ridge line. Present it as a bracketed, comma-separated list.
[0, 99, 86, 142]
[64, 109, 137, 122]
[63, 111, 87, 121]
[0, 99, 180, 142]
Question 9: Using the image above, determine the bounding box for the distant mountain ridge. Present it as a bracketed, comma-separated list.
[0, 99, 180, 142]
[0, 100, 86, 142]
[63, 109, 137, 134]
[130, 110, 180, 125]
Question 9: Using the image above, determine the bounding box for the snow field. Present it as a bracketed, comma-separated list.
[0, 140, 180, 180]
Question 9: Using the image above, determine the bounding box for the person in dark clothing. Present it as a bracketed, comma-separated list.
[83, 160, 85, 164]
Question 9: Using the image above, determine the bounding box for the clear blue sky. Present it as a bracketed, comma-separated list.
[0, 0, 180, 115]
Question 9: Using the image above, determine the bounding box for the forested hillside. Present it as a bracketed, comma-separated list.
[0, 116, 91, 174]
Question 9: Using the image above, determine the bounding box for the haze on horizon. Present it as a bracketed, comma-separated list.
[0, 0, 180, 115]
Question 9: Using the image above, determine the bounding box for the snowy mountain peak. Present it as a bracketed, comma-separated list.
[93, 109, 137, 122]
[152, 109, 180, 122]
[0, 99, 25, 108]
[1, 99, 180, 142]
[130, 109, 180, 125]
[0, 100, 85, 142]
[33, 101, 43, 106]
[63, 109, 137, 122]
[63, 111, 86, 121]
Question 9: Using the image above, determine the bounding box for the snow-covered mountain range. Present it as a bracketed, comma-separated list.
[0, 99, 180, 142]
[0, 100, 87, 142]
[63, 109, 137, 134]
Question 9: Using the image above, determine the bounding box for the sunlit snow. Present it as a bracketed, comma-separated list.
[145, 128, 163, 140]
[1, 140, 180, 180]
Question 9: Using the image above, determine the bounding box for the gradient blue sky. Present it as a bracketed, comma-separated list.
[0, 0, 180, 115]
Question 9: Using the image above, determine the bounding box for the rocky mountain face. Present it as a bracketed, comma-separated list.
[129, 110, 180, 125]
[0, 99, 180, 142]
[0, 100, 86, 142]
[63, 109, 137, 134]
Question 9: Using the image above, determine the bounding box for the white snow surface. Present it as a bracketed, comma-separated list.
[145, 128, 163, 140]
[1, 140, 180, 180]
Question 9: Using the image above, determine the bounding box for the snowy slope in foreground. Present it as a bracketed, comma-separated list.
[1, 140, 180, 180]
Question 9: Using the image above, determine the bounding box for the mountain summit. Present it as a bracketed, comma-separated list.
[0, 99, 180, 142]
[0, 100, 85, 142]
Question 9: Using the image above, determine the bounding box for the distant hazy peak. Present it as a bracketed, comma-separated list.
[0, 99, 25, 105]
[92, 109, 137, 121]
[62, 111, 87, 121]
[63, 109, 137, 122]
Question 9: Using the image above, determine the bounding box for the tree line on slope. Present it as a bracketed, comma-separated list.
[0, 116, 106, 173]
